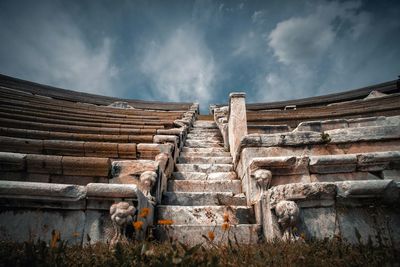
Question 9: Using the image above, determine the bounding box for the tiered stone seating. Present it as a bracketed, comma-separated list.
[211, 82, 400, 247]
[246, 79, 400, 133]
[0, 74, 196, 185]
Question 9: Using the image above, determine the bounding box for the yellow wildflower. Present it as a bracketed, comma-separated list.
[223, 213, 229, 223]
[157, 219, 174, 225]
[208, 231, 215, 241]
[222, 222, 230, 231]
[133, 221, 144, 231]
[50, 230, 61, 248]
[139, 208, 150, 218]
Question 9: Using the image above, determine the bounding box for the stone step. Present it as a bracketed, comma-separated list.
[180, 152, 231, 158]
[185, 137, 222, 142]
[162, 192, 246, 206]
[186, 133, 222, 139]
[182, 147, 227, 153]
[189, 129, 220, 133]
[172, 171, 237, 180]
[156, 205, 255, 225]
[167, 180, 242, 193]
[178, 156, 232, 164]
[185, 140, 224, 148]
[155, 224, 262, 245]
[176, 163, 233, 173]
[192, 122, 217, 128]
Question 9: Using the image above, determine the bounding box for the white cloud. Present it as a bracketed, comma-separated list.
[268, 0, 369, 66]
[139, 25, 216, 105]
[0, 2, 118, 96]
[251, 0, 398, 103]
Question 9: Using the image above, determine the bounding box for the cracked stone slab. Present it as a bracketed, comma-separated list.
[176, 163, 233, 173]
[186, 133, 222, 139]
[162, 192, 246, 206]
[180, 152, 231, 158]
[185, 137, 222, 142]
[178, 156, 232, 164]
[156, 205, 254, 224]
[168, 180, 242, 193]
[182, 147, 227, 153]
[172, 172, 237, 180]
[185, 140, 224, 148]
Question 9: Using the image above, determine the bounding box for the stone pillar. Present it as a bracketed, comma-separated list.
[228, 92, 247, 160]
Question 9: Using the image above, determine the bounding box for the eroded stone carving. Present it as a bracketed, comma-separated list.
[110, 201, 136, 246]
[140, 171, 157, 203]
[253, 169, 272, 194]
[275, 200, 299, 241]
[214, 106, 229, 150]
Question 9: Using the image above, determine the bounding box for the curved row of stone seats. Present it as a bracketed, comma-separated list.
[0, 104, 176, 126]
[0, 136, 176, 160]
[236, 121, 400, 205]
[0, 127, 154, 143]
[0, 136, 139, 158]
[246, 79, 399, 111]
[0, 180, 153, 244]
[246, 93, 400, 129]
[248, 115, 400, 135]
[0, 73, 192, 111]
[0, 111, 165, 129]
[0, 88, 187, 122]
[0, 142, 173, 184]
[0, 117, 160, 135]
[0, 152, 111, 184]
[0, 92, 186, 120]
[0, 92, 182, 124]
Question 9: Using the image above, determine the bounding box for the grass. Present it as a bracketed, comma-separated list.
[0, 238, 398, 267]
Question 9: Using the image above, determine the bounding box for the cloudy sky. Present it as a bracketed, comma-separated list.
[0, 0, 399, 113]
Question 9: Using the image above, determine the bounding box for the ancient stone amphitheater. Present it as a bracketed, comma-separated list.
[0, 74, 399, 248]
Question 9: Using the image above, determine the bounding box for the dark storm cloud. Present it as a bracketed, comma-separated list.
[0, 0, 399, 113]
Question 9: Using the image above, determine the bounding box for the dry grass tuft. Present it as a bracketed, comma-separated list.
[0, 238, 398, 267]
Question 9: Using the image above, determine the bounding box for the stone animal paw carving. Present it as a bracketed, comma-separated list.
[275, 200, 299, 241]
[110, 202, 136, 246]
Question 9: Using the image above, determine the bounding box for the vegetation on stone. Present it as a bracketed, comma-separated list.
[0, 239, 397, 267]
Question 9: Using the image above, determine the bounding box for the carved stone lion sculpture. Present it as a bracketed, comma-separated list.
[275, 200, 299, 241]
[110, 202, 136, 246]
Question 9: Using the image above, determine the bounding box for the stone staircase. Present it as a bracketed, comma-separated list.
[156, 120, 261, 245]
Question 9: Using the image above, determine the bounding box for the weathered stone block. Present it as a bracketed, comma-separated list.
[62, 156, 109, 176]
[156, 205, 254, 224]
[44, 140, 84, 156]
[0, 152, 26, 171]
[357, 151, 400, 171]
[298, 207, 337, 240]
[83, 142, 118, 158]
[26, 154, 62, 174]
[0, 209, 85, 244]
[168, 180, 242, 193]
[117, 143, 137, 159]
[309, 154, 357, 174]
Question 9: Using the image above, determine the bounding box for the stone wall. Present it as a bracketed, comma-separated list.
[0, 181, 153, 245]
[257, 181, 400, 249]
